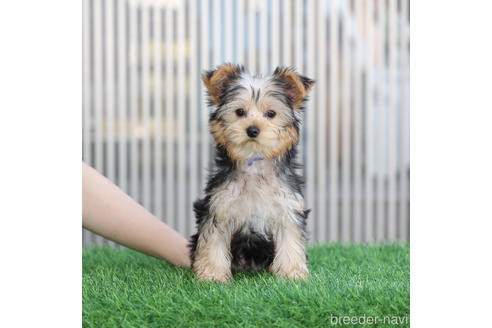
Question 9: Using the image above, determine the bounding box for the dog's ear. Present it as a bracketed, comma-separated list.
[272, 66, 315, 108]
[202, 64, 245, 105]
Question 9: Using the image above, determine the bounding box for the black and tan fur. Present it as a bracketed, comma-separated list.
[190, 64, 315, 282]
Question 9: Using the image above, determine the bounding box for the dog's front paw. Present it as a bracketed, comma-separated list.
[194, 266, 232, 283]
[273, 264, 309, 280]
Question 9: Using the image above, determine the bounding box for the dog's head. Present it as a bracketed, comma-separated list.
[203, 64, 315, 161]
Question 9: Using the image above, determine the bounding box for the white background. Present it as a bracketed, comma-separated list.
[0, 0, 491, 327]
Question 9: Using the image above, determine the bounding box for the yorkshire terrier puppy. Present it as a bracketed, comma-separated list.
[190, 64, 315, 282]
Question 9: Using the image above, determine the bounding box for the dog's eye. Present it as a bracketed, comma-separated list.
[235, 108, 245, 117]
[265, 110, 276, 118]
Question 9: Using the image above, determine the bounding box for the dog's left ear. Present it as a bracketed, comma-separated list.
[202, 63, 245, 105]
[272, 67, 315, 108]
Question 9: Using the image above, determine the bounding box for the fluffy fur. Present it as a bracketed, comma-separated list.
[190, 64, 315, 282]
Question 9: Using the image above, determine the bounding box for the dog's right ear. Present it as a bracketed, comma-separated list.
[272, 66, 315, 109]
[202, 63, 245, 105]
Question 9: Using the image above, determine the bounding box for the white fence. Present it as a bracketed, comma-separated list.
[82, 0, 410, 245]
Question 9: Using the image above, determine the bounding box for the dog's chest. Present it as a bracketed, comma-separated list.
[210, 160, 304, 230]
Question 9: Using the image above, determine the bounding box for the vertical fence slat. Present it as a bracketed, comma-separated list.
[282, 0, 291, 65]
[237, 0, 245, 64]
[213, 0, 222, 67]
[224, 0, 233, 63]
[141, 4, 151, 211]
[376, 0, 386, 242]
[189, 0, 198, 235]
[316, 0, 327, 242]
[93, 0, 105, 245]
[305, 0, 316, 242]
[200, 0, 210, 192]
[400, 0, 409, 241]
[387, 0, 397, 241]
[118, 0, 128, 193]
[153, 3, 163, 220]
[177, 1, 186, 234]
[259, 0, 268, 74]
[105, 0, 116, 249]
[129, 1, 139, 205]
[165, 3, 175, 227]
[294, 0, 302, 70]
[93, 0, 104, 176]
[248, 0, 256, 73]
[353, 0, 363, 243]
[106, 0, 116, 185]
[83, 0, 92, 167]
[271, 0, 279, 69]
[329, 0, 339, 242]
[341, 0, 351, 243]
[365, 0, 374, 243]
[82, 0, 92, 246]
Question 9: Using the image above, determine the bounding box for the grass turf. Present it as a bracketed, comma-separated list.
[83, 244, 409, 327]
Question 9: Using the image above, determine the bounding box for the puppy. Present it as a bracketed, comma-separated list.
[190, 64, 315, 282]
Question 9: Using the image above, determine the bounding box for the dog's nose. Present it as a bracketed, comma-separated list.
[246, 125, 260, 138]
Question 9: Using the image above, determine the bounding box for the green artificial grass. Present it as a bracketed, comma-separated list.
[83, 244, 409, 328]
